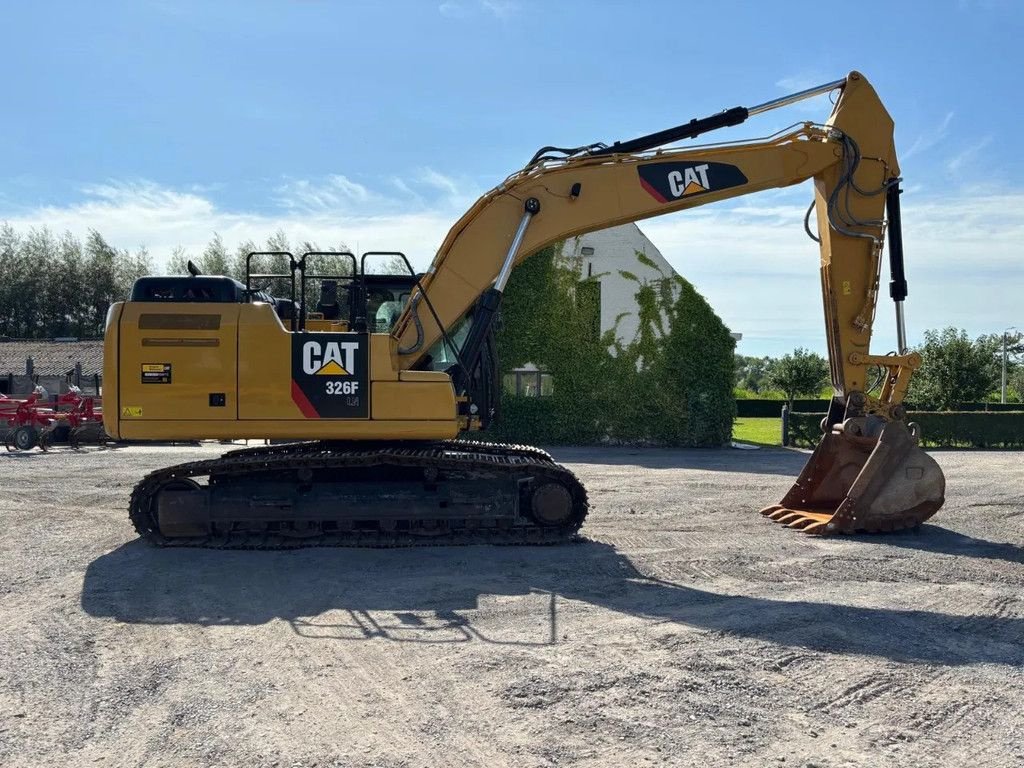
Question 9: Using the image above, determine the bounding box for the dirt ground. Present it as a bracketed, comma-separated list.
[0, 443, 1022, 768]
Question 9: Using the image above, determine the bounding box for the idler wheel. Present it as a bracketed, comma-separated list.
[530, 482, 574, 526]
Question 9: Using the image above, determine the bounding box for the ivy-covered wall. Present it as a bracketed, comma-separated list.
[486, 244, 736, 447]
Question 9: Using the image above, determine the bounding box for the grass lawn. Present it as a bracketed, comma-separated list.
[732, 417, 782, 447]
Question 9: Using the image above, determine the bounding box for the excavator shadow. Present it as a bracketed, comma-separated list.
[80, 539, 1024, 665]
[851, 524, 1024, 565]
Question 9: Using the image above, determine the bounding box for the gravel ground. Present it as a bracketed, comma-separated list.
[0, 443, 1022, 767]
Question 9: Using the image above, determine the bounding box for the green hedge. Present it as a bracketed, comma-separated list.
[482, 390, 737, 447]
[789, 411, 1024, 449]
[737, 399, 830, 417]
[483, 396, 567, 444]
[739, 399, 1023, 418]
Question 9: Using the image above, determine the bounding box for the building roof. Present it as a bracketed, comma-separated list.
[0, 339, 104, 376]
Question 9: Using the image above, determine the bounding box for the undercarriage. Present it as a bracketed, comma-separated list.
[128, 440, 588, 548]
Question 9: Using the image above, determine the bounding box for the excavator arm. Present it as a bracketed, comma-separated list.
[396, 73, 899, 405]
[393, 70, 945, 534]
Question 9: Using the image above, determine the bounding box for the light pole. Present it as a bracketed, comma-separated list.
[1002, 327, 1019, 404]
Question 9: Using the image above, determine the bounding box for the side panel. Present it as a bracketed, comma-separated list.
[117, 303, 239, 422]
[237, 303, 298, 420]
[372, 380, 456, 421]
[237, 305, 372, 420]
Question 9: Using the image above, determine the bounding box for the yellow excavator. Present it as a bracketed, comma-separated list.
[103, 71, 945, 547]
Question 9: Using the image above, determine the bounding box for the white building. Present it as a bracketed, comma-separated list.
[560, 222, 679, 347]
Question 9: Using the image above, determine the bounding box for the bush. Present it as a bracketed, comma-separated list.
[484, 396, 567, 444]
[788, 411, 1024, 449]
[487, 245, 735, 447]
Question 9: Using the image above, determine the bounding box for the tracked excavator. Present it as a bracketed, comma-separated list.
[104, 71, 945, 547]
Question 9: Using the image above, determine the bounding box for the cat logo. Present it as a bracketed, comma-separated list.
[638, 161, 748, 204]
[302, 340, 359, 376]
[291, 333, 369, 419]
[668, 164, 711, 197]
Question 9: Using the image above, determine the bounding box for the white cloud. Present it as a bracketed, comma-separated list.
[904, 111, 955, 160]
[2, 176, 1021, 357]
[480, 0, 518, 19]
[639, 187, 1024, 355]
[439, 0, 517, 20]
[438, 1, 471, 19]
[945, 135, 993, 175]
[1, 178, 460, 270]
[415, 167, 460, 197]
[275, 174, 378, 213]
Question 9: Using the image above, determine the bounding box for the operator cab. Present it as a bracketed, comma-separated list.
[128, 250, 420, 335]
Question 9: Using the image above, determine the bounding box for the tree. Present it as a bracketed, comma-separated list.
[1009, 366, 1024, 404]
[198, 233, 232, 276]
[909, 327, 1001, 409]
[14, 227, 55, 338]
[165, 245, 190, 276]
[0, 224, 20, 336]
[979, 330, 1023, 402]
[766, 348, 829, 405]
[734, 354, 773, 393]
[119, 246, 154, 296]
[54, 232, 85, 336]
[82, 230, 120, 337]
[258, 230, 294, 296]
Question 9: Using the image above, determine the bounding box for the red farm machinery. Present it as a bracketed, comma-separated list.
[1, 386, 107, 451]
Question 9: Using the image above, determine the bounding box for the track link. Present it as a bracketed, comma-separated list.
[128, 439, 588, 549]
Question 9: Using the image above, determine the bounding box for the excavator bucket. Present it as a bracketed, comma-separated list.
[761, 420, 945, 535]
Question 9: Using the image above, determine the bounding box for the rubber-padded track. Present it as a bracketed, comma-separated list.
[128, 439, 589, 549]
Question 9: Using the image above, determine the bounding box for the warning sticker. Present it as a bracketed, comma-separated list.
[141, 363, 172, 384]
[122, 406, 143, 418]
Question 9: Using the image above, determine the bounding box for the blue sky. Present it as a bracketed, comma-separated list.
[3, 0, 1022, 355]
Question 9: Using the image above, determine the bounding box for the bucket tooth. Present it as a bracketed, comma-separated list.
[772, 511, 803, 524]
[801, 520, 830, 535]
[761, 420, 945, 536]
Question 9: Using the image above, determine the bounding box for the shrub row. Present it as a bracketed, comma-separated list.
[788, 411, 1024, 449]
[736, 399, 831, 417]
[738, 399, 1024, 418]
[483, 396, 570, 445]
[476, 393, 736, 447]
